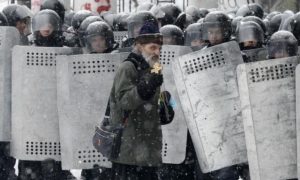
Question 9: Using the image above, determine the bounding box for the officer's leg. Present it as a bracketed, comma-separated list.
[18, 160, 42, 180]
[0, 142, 17, 180]
[208, 165, 240, 180]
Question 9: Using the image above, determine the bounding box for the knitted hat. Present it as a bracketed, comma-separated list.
[135, 21, 163, 45]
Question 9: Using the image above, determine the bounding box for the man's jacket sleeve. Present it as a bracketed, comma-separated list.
[114, 61, 146, 110]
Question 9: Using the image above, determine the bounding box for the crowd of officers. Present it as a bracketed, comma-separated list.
[0, 0, 299, 179]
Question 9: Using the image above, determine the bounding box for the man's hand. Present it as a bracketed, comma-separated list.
[137, 72, 163, 100]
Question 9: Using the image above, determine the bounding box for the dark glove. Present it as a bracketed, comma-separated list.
[159, 91, 175, 125]
[160, 104, 174, 125]
[137, 72, 163, 100]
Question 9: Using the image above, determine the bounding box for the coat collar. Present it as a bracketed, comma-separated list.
[127, 52, 150, 71]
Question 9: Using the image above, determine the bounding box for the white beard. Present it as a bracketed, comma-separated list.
[142, 52, 159, 68]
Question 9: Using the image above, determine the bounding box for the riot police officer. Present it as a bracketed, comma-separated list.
[101, 11, 115, 28]
[68, 10, 94, 47]
[113, 13, 129, 31]
[268, 13, 283, 37]
[278, 11, 295, 31]
[18, 9, 67, 180]
[184, 23, 206, 50]
[82, 21, 116, 54]
[241, 16, 267, 37]
[236, 3, 264, 19]
[72, 10, 94, 32]
[0, 5, 31, 176]
[265, 11, 280, 21]
[202, 11, 250, 180]
[267, 30, 298, 59]
[158, 3, 182, 26]
[199, 8, 209, 19]
[31, 9, 64, 47]
[237, 21, 265, 50]
[231, 16, 243, 40]
[174, 12, 194, 31]
[63, 10, 75, 32]
[186, 6, 202, 22]
[122, 11, 157, 48]
[80, 21, 117, 180]
[77, 16, 104, 47]
[3, 4, 32, 45]
[160, 24, 184, 45]
[40, 0, 66, 25]
[202, 11, 232, 47]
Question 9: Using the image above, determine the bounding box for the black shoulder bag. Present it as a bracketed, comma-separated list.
[92, 102, 129, 159]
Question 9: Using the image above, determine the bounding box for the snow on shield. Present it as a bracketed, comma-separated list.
[173, 41, 247, 172]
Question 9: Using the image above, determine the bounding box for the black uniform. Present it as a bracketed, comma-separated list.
[0, 142, 17, 180]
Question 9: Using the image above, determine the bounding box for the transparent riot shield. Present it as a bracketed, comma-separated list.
[242, 48, 268, 63]
[11, 46, 81, 161]
[237, 56, 299, 180]
[56, 53, 129, 169]
[0, 27, 20, 142]
[160, 45, 192, 164]
[173, 41, 247, 172]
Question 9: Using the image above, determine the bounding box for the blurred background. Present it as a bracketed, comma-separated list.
[0, 0, 299, 14]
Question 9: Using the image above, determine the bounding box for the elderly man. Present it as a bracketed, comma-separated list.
[108, 20, 173, 180]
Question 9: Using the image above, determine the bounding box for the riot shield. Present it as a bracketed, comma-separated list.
[160, 45, 192, 164]
[242, 48, 268, 63]
[296, 64, 300, 179]
[56, 53, 129, 170]
[173, 41, 247, 172]
[237, 56, 299, 180]
[11, 46, 81, 161]
[113, 31, 128, 46]
[0, 27, 20, 142]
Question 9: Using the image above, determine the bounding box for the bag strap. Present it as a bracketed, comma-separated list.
[102, 100, 128, 126]
[102, 55, 146, 126]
